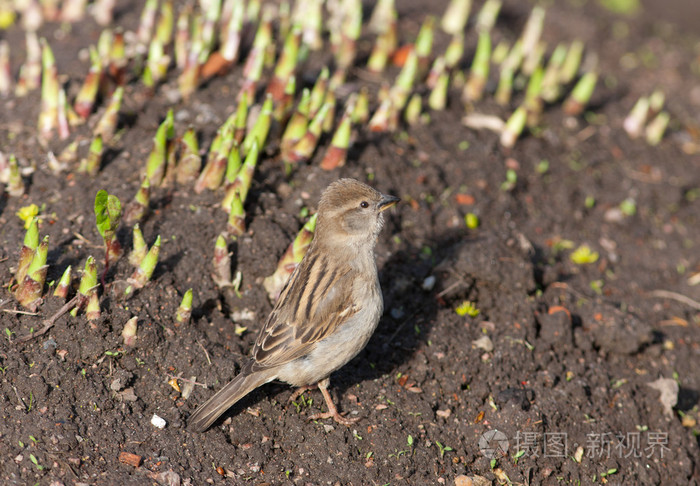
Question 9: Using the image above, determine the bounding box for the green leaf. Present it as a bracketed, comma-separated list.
[598, 0, 639, 15]
[94, 190, 122, 239]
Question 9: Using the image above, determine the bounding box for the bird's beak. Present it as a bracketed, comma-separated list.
[378, 194, 400, 212]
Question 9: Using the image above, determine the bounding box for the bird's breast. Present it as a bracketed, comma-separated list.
[277, 280, 383, 387]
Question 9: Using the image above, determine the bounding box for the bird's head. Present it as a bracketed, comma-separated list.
[316, 178, 399, 246]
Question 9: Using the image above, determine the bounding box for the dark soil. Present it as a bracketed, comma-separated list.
[1, 0, 699, 485]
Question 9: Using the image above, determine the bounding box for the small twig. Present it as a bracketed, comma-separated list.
[15, 295, 81, 343]
[650, 290, 700, 310]
[197, 340, 212, 365]
[72, 232, 102, 248]
[2, 309, 40, 316]
[575, 125, 597, 142]
[12, 386, 26, 410]
[436, 279, 465, 299]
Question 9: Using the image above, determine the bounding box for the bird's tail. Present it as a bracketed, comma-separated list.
[189, 367, 276, 432]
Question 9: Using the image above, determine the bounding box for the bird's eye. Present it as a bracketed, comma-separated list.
[360, 201, 369, 209]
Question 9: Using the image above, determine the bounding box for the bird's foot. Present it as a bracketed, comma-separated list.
[307, 377, 360, 426]
[288, 385, 317, 403]
[308, 409, 360, 425]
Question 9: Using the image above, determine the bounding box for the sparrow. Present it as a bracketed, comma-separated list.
[189, 178, 399, 432]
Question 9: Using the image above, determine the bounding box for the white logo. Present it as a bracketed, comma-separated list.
[478, 430, 509, 459]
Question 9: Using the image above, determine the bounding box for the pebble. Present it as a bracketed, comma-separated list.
[43, 338, 58, 350]
[230, 309, 256, 321]
[151, 414, 167, 429]
[422, 275, 436, 291]
[603, 207, 625, 223]
[473, 335, 494, 352]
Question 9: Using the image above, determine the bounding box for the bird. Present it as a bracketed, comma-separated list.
[189, 178, 400, 432]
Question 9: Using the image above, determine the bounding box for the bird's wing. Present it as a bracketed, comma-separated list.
[251, 247, 358, 370]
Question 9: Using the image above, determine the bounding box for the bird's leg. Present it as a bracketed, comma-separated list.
[307, 377, 360, 425]
[288, 384, 317, 403]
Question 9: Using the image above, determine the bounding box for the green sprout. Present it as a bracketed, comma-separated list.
[441, 0, 471, 35]
[463, 30, 491, 101]
[124, 177, 150, 225]
[220, 144, 242, 210]
[500, 168, 518, 191]
[570, 244, 599, 265]
[455, 301, 480, 317]
[465, 213, 479, 229]
[226, 190, 246, 237]
[127, 235, 161, 291]
[94, 86, 123, 142]
[563, 71, 598, 116]
[223, 138, 257, 209]
[7, 154, 25, 197]
[176, 127, 201, 185]
[428, 57, 448, 111]
[263, 214, 317, 301]
[73, 47, 101, 119]
[619, 197, 637, 216]
[287, 101, 331, 166]
[590, 279, 604, 295]
[29, 453, 44, 471]
[71, 256, 98, 317]
[292, 392, 313, 413]
[623, 95, 649, 139]
[129, 224, 148, 267]
[435, 440, 453, 459]
[94, 190, 123, 267]
[551, 238, 575, 255]
[79, 134, 103, 176]
[122, 316, 138, 346]
[242, 94, 273, 156]
[211, 234, 232, 289]
[15, 235, 49, 311]
[646, 112, 669, 146]
[500, 106, 527, 148]
[86, 288, 101, 321]
[560, 39, 584, 84]
[476, 0, 501, 33]
[38, 39, 59, 142]
[513, 449, 526, 465]
[15, 217, 39, 286]
[599, 0, 639, 14]
[405, 93, 422, 126]
[147, 110, 175, 186]
[176, 289, 193, 323]
[388, 436, 413, 459]
[320, 95, 355, 170]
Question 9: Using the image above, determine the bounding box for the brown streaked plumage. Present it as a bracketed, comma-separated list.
[189, 179, 399, 432]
